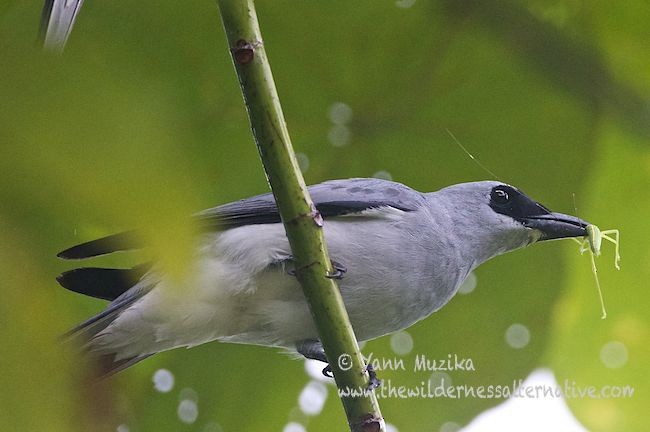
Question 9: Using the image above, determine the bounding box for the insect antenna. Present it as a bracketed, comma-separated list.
[446, 129, 501, 181]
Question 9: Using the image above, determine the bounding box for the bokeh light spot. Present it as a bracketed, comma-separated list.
[390, 331, 414, 355]
[177, 399, 199, 424]
[372, 170, 393, 181]
[440, 421, 461, 432]
[328, 125, 351, 147]
[600, 341, 628, 369]
[283, 422, 306, 432]
[298, 380, 328, 416]
[152, 368, 174, 393]
[328, 102, 353, 125]
[505, 323, 530, 349]
[458, 272, 477, 295]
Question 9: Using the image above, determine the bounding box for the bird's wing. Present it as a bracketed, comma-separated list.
[40, 0, 84, 52]
[197, 178, 425, 228]
[57, 178, 426, 260]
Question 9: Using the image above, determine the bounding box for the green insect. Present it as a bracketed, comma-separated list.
[573, 225, 621, 319]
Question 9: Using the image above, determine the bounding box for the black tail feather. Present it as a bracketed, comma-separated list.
[57, 230, 143, 260]
[57, 263, 150, 301]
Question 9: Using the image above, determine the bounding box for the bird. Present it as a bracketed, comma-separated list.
[57, 178, 588, 377]
[39, 0, 84, 53]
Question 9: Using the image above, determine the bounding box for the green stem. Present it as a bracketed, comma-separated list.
[216, 1, 384, 430]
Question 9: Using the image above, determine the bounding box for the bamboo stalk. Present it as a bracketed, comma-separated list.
[216, 1, 384, 430]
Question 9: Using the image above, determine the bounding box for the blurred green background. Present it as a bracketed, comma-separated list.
[1, 1, 647, 431]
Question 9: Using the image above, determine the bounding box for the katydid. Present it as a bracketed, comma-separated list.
[573, 225, 621, 319]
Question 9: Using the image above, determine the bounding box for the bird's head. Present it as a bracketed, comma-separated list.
[434, 181, 589, 264]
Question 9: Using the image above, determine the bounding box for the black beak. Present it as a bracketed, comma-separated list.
[519, 212, 589, 240]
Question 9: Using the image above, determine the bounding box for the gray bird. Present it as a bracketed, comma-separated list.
[39, 0, 84, 53]
[57, 178, 588, 376]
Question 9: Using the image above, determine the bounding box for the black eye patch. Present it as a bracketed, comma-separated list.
[489, 185, 550, 220]
[491, 187, 511, 205]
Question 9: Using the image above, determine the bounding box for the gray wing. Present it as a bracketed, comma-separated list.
[40, 0, 84, 52]
[197, 178, 425, 229]
[57, 178, 426, 259]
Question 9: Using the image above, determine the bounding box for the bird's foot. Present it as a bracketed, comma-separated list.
[284, 259, 347, 279]
[296, 339, 334, 377]
[296, 339, 379, 388]
[365, 363, 382, 390]
[325, 260, 347, 279]
[313, 360, 381, 386]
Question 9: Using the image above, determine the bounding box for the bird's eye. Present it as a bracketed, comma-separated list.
[491, 187, 511, 205]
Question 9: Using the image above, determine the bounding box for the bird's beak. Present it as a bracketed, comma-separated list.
[519, 212, 589, 241]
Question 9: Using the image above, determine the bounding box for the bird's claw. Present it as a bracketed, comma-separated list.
[316, 359, 380, 390]
[365, 363, 382, 390]
[321, 363, 381, 390]
[325, 260, 347, 280]
[286, 260, 347, 280]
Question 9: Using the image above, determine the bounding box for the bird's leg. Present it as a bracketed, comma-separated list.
[296, 339, 332, 377]
[296, 339, 382, 389]
[280, 258, 347, 280]
[325, 260, 347, 280]
[365, 363, 382, 390]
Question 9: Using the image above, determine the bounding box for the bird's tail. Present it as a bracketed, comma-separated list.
[39, 0, 84, 52]
[58, 265, 157, 378]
